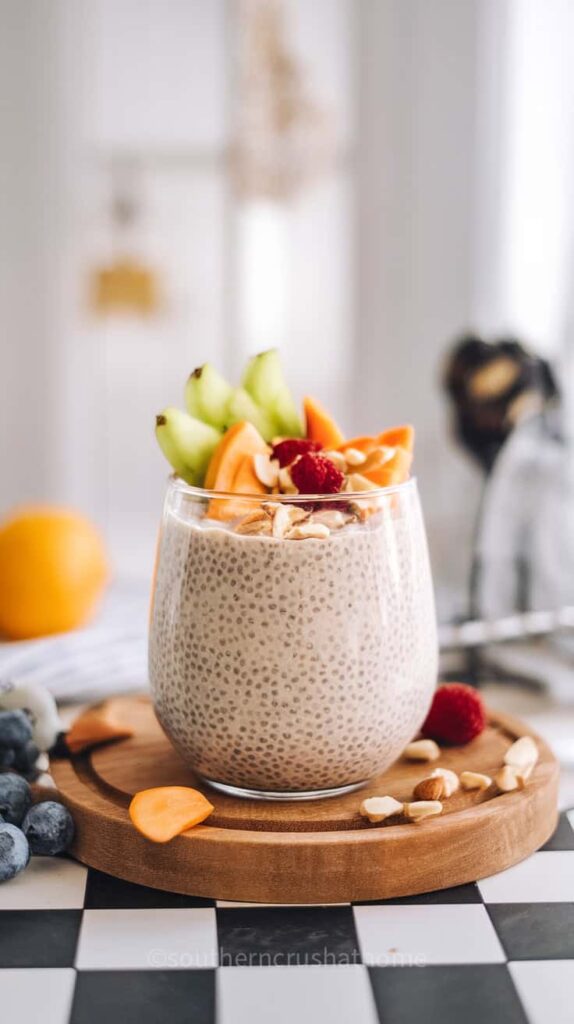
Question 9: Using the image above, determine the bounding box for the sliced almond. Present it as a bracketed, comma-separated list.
[284, 505, 310, 526]
[460, 771, 492, 791]
[235, 517, 272, 536]
[413, 776, 444, 801]
[514, 762, 534, 789]
[344, 447, 367, 467]
[322, 450, 347, 471]
[253, 452, 279, 488]
[309, 509, 348, 530]
[359, 795, 404, 823]
[236, 509, 268, 528]
[278, 466, 298, 494]
[404, 800, 443, 822]
[272, 504, 292, 539]
[430, 767, 459, 797]
[346, 473, 376, 492]
[403, 739, 440, 762]
[504, 736, 538, 771]
[287, 523, 331, 540]
[495, 765, 521, 792]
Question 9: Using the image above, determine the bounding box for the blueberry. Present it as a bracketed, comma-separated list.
[0, 773, 32, 825]
[13, 741, 40, 777]
[21, 801, 74, 856]
[0, 747, 15, 770]
[0, 823, 30, 881]
[0, 710, 33, 749]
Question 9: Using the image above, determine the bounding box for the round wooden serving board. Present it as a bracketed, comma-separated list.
[50, 695, 559, 904]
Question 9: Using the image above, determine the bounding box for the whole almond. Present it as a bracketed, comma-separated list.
[413, 776, 444, 801]
[430, 767, 459, 797]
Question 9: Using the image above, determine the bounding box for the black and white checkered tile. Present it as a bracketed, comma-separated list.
[2, 811, 573, 1024]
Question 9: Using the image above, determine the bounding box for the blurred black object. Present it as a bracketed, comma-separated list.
[444, 334, 559, 471]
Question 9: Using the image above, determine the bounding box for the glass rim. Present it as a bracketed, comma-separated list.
[168, 474, 418, 503]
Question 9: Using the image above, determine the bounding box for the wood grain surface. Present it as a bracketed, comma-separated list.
[50, 695, 559, 904]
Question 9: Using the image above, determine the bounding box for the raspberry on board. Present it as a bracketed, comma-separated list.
[422, 683, 486, 745]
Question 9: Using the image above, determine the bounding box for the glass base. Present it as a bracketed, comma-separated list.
[199, 775, 369, 802]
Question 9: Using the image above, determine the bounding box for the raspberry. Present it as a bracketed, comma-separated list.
[290, 452, 345, 495]
[272, 438, 322, 467]
[422, 683, 486, 745]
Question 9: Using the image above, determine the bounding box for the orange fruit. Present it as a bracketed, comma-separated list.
[0, 506, 109, 640]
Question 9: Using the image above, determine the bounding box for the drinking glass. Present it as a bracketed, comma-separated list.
[149, 477, 437, 800]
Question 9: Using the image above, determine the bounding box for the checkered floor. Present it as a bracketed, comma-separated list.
[2, 810, 573, 1024]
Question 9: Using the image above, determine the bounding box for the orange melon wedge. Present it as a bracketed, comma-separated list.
[206, 420, 269, 520]
[129, 786, 214, 843]
[338, 435, 378, 455]
[66, 704, 134, 754]
[377, 424, 415, 453]
[303, 396, 345, 448]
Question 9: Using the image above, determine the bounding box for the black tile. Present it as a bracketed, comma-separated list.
[0, 909, 82, 967]
[354, 882, 481, 906]
[70, 970, 215, 1024]
[216, 905, 361, 967]
[369, 964, 528, 1024]
[541, 812, 574, 851]
[487, 903, 574, 960]
[84, 868, 215, 909]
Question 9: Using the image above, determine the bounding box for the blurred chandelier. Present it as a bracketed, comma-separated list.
[231, 0, 335, 200]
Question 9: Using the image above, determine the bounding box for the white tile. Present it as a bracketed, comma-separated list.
[1, 968, 75, 1024]
[217, 965, 378, 1024]
[353, 904, 505, 966]
[478, 851, 574, 903]
[75, 908, 218, 970]
[216, 901, 349, 908]
[509, 961, 574, 1024]
[0, 858, 87, 910]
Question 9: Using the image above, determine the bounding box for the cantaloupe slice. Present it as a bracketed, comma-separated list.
[361, 446, 412, 487]
[205, 421, 268, 490]
[206, 420, 269, 520]
[303, 396, 345, 448]
[205, 422, 242, 490]
[338, 435, 378, 455]
[377, 424, 415, 453]
[66, 704, 134, 754]
[129, 786, 214, 843]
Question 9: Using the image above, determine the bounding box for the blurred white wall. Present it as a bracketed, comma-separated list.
[2, 0, 574, 617]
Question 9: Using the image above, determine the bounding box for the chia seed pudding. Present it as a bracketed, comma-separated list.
[149, 485, 438, 795]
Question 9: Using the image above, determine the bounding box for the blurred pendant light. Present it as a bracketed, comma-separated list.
[232, 0, 335, 357]
[90, 161, 160, 317]
[231, 0, 335, 200]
